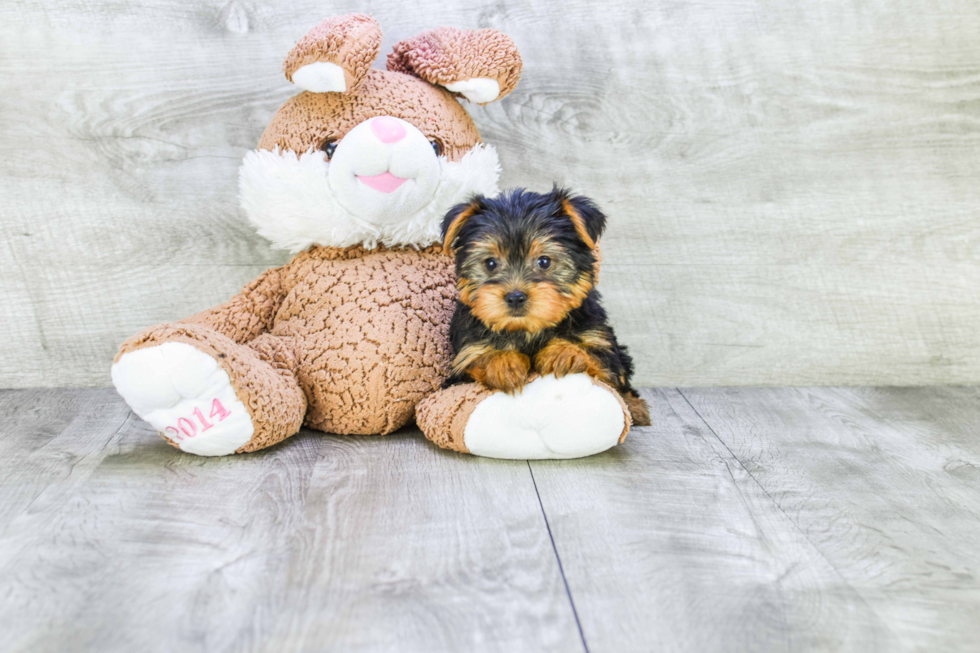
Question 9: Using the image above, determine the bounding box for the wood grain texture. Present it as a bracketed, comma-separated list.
[682, 386, 980, 651]
[2, 0, 980, 386]
[2, 387, 980, 650]
[529, 388, 893, 652]
[0, 390, 581, 653]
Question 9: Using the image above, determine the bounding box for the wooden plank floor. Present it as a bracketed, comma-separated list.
[0, 387, 977, 652]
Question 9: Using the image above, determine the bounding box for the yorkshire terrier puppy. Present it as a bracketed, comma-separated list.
[441, 187, 651, 427]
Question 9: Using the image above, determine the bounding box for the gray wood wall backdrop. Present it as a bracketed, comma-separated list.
[2, 0, 979, 388]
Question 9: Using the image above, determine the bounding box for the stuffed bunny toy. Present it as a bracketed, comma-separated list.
[111, 14, 635, 458]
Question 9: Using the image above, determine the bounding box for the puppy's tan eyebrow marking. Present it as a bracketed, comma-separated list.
[467, 238, 505, 264]
[488, 240, 504, 260]
[528, 236, 560, 260]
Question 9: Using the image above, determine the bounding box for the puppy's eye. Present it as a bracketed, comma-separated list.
[430, 139, 444, 157]
[321, 139, 338, 160]
[536, 256, 552, 270]
[485, 258, 498, 272]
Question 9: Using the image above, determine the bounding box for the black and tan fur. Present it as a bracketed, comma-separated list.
[442, 187, 651, 426]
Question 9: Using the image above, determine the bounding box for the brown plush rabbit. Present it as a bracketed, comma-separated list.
[111, 14, 635, 458]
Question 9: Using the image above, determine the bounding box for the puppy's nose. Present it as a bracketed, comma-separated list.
[505, 290, 528, 308]
[370, 116, 406, 144]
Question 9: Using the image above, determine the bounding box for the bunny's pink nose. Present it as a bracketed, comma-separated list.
[370, 116, 406, 144]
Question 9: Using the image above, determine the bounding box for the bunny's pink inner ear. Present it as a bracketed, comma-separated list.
[387, 27, 522, 105]
[284, 14, 382, 94]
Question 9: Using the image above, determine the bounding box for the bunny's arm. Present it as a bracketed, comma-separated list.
[179, 265, 288, 344]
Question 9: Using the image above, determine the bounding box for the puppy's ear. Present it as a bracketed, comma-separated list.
[387, 27, 522, 105]
[557, 189, 607, 249]
[284, 14, 382, 93]
[441, 198, 483, 256]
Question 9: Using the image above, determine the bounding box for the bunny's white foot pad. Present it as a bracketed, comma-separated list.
[463, 374, 626, 459]
[111, 342, 254, 456]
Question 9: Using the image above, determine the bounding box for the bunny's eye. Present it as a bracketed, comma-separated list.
[321, 139, 338, 160]
[430, 139, 444, 157]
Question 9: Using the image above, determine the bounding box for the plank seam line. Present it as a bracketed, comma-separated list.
[674, 388, 899, 638]
[527, 461, 590, 653]
[674, 389, 856, 577]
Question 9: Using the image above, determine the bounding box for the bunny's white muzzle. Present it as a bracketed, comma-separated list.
[328, 116, 442, 225]
[239, 115, 500, 252]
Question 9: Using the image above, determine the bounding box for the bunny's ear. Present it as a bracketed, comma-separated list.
[387, 27, 522, 105]
[283, 14, 382, 94]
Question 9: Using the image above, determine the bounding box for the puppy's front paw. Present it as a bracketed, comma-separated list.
[469, 351, 530, 394]
[535, 340, 597, 379]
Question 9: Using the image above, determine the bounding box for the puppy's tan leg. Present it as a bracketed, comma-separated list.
[535, 339, 612, 383]
[460, 349, 531, 394]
